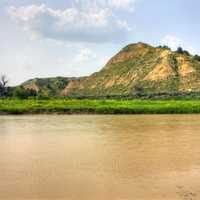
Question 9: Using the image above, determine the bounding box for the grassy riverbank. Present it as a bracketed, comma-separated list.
[1, 99, 200, 114]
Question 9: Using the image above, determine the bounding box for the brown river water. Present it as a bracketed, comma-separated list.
[0, 115, 200, 200]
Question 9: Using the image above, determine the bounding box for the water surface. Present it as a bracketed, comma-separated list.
[0, 115, 200, 200]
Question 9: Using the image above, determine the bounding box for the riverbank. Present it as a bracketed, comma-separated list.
[1, 99, 200, 114]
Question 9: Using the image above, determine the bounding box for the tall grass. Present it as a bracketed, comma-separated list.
[0, 99, 200, 114]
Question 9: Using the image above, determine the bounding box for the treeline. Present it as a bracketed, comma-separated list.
[1, 86, 37, 99]
[0, 75, 38, 99]
[3, 88, 200, 100]
[1, 86, 56, 99]
[3, 88, 200, 101]
[67, 92, 200, 100]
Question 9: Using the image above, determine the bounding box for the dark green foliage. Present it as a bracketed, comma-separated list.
[183, 50, 190, 56]
[12, 86, 37, 99]
[133, 85, 144, 95]
[170, 55, 179, 82]
[193, 55, 200, 62]
[157, 45, 171, 50]
[0, 86, 6, 98]
[177, 47, 184, 54]
[0, 75, 8, 98]
[176, 47, 190, 56]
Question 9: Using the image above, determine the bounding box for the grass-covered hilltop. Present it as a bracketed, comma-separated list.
[18, 42, 200, 98]
[2, 42, 200, 114]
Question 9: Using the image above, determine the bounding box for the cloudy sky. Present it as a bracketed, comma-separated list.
[1, 0, 200, 85]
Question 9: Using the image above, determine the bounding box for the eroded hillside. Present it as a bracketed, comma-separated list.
[22, 43, 200, 97]
[64, 42, 200, 96]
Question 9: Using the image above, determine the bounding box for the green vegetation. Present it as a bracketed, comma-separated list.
[1, 99, 200, 114]
[12, 86, 37, 99]
[0, 75, 9, 98]
[157, 45, 171, 50]
[22, 77, 80, 98]
[193, 55, 200, 62]
[176, 47, 190, 56]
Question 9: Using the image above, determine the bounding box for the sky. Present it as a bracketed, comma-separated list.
[1, 0, 200, 85]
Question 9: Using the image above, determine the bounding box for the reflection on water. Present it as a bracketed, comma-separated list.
[0, 115, 200, 199]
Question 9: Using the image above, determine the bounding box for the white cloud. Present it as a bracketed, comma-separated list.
[75, 0, 138, 11]
[109, 0, 136, 11]
[74, 0, 136, 11]
[161, 35, 182, 50]
[7, 1, 135, 43]
[74, 48, 97, 64]
[161, 35, 200, 55]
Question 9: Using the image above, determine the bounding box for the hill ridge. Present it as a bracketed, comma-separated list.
[22, 42, 200, 97]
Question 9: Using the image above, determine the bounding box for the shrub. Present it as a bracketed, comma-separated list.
[133, 85, 144, 96]
[193, 55, 200, 62]
[0, 74, 9, 98]
[176, 47, 190, 56]
[177, 47, 184, 54]
[157, 45, 171, 50]
[12, 86, 37, 99]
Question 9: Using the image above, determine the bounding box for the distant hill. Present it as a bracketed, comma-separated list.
[22, 42, 200, 97]
[22, 77, 83, 97]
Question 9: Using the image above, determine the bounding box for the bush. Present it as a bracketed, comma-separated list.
[176, 47, 184, 54]
[12, 86, 37, 99]
[0, 74, 9, 98]
[194, 55, 200, 61]
[133, 85, 144, 96]
[176, 47, 190, 56]
[157, 45, 171, 50]
[183, 50, 190, 56]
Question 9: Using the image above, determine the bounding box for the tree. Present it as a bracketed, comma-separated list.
[0, 75, 8, 87]
[133, 85, 144, 96]
[0, 74, 9, 97]
[12, 86, 37, 99]
[183, 50, 190, 56]
[176, 47, 190, 56]
[157, 45, 171, 50]
[194, 55, 200, 62]
[176, 47, 184, 54]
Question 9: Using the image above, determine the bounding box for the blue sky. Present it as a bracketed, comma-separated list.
[1, 0, 200, 85]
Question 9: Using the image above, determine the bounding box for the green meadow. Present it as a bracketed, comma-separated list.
[1, 99, 200, 114]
